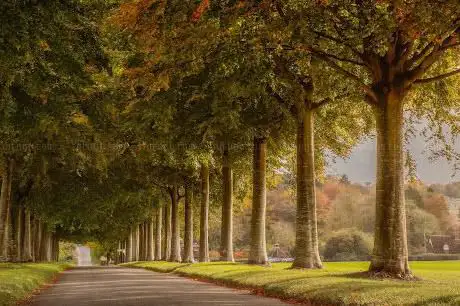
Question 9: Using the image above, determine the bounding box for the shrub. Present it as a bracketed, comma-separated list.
[323, 229, 372, 261]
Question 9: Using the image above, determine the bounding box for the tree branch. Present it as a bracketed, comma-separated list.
[414, 67, 460, 84]
[308, 46, 365, 66]
[312, 30, 364, 61]
[439, 42, 460, 51]
[310, 51, 378, 104]
[407, 32, 460, 84]
[266, 85, 297, 116]
[311, 97, 331, 110]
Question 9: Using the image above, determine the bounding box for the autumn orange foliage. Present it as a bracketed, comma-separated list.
[191, 0, 210, 22]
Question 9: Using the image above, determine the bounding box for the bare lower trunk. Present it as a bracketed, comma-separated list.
[139, 223, 145, 261]
[292, 110, 322, 269]
[32, 218, 41, 262]
[249, 137, 269, 265]
[155, 206, 162, 260]
[169, 185, 181, 262]
[199, 164, 210, 262]
[23, 210, 32, 261]
[183, 182, 194, 263]
[134, 225, 140, 261]
[163, 201, 171, 260]
[0, 158, 14, 260]
[39, 226, 51, 262]
[220, 144, 234, 262]
[34, 219, 42, 262]
[127, 229, 133, 262]
[45, 232, 52, 262]
[51, 234, 59, 262]
[144, 222, 148, 260]
[369, 91, 411, 278]
[15, 207, 23, 262]
[147, 216, 154, 261]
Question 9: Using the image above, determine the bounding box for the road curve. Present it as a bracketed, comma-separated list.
[28, 266, 288, 306]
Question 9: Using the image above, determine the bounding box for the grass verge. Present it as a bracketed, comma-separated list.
[122, 260, 460, 305]
[0, 262, 72, 306]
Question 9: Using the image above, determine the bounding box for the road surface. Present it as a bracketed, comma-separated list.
[29, 266, 288, 306]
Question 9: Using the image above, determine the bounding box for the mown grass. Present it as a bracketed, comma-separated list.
[123, 260, 460, 305]
[0, 262, 72, 306]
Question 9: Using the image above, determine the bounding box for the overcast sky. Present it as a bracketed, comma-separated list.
[328, 136, 460, 185]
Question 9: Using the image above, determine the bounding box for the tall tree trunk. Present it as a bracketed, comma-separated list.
[155, 206, 162, 260]
[23, 209, 32, 262]
[369, 91, 411, 278]
[144, 222, 149, 260]
[122, 240, 127, 263]
[0, 158, 14, 260]
[45, 232, 52, 262]
[134, 225, 140, 261]
[163, 201, 171, 260]
[220, 144, 234, 262]
[249, 137, 269, 265]
[34, 219, 42, 262]
[199, 164, 210, 262]
[169, 185, 181, 262]
[292, 110, 322, 269]
[32, 218, 41, 262]
[147, 215, 154, 261]
[39, 226, 50, 262]
[139, 223, 145, 261]
[127, 229, 133, 262]
[51, 234, 59, 262]
[15, 207, 23, 262]
[183, 182, 194, 263]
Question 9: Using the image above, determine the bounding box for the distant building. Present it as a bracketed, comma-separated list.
[428, 235, 460, 254]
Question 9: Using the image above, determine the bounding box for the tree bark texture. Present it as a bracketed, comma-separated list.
[169, 185, 181, 262]
[15, 207, 23, 262]
[163, 201, 171, 260]
[155, 206, 162, 260]
[292, 110, 322, 269]
[369, 90, 411, 278]
[0, 159, 14, 260]
[183, 183, 194, 263]
[23, 209, 32, 261]
[220, 144, 234, 262]
[147, 216, 154, 261]
[249, 137, 269, 265]
[127, 229, 133, 262]
[199, 164, 210, 262]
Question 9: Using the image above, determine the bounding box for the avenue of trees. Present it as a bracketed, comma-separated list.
[0, 0, 459, 280]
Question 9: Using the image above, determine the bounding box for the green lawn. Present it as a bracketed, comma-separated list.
[0, 263, 72, 306]
[123, 260, 460, 305]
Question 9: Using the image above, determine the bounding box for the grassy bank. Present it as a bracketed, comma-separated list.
[123, 261, 460, 305]
[0, 263, 72, 306]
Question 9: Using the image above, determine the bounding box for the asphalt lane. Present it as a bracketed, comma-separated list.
[28, 266, 288, 306]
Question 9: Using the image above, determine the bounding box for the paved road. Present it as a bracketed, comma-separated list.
[29, 266, 288, 306]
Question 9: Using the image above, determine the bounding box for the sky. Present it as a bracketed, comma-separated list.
[328, 136, 460, 185]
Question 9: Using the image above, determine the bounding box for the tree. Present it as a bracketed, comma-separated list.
[275, 0, 460, 278]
